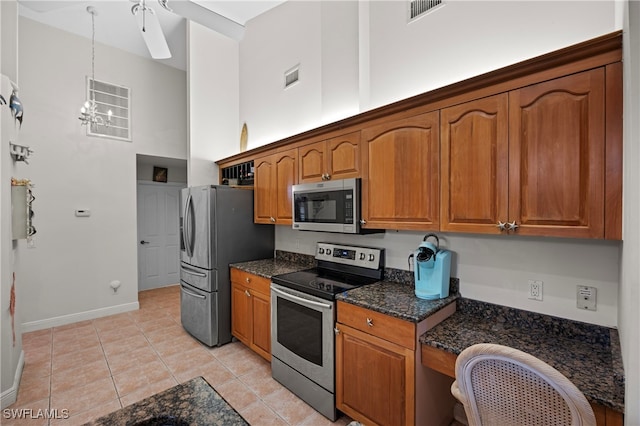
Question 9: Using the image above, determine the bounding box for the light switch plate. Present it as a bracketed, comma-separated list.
[577, 286, 597, 311]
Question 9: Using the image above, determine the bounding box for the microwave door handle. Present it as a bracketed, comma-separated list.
[271, 286, 333, 310]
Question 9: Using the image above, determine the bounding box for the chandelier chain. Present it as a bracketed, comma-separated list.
[79, 6, 111, 129]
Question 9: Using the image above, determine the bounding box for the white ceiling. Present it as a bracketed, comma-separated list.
[17, 0, 287, 71]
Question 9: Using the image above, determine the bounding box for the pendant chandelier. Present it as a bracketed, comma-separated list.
[78, 6, 112, 128]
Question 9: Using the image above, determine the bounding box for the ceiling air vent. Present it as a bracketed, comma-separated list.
[284, 65, 300, 89]
[409, 0, 444, 20]
[87, 78, 131, 142]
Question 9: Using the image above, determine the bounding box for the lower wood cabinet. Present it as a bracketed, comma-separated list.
[230, 268, 271, 361]
[336, 301, 457, 426]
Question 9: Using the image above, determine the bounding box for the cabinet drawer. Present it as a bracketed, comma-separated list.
[337, 301, 415, 350]
[230, 268, 271, 296]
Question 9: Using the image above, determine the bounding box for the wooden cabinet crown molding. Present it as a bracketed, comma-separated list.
[217, 31, 621, 169]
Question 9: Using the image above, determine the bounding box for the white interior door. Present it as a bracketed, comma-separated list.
[137, 182, 185, 291]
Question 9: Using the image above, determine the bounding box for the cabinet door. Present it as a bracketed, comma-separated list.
[361, 112, 439, 230]
[250, 290, 271, 361]
[509, 69, 605, 238]
[254, 155, 275, 224]
[298, 141, 326, 183]
[231, 281, 251, 345]
[441, 94, 509, 234]
[273, 149, 298, 224]
[336, 324, 415, 426]
[327, 132, 361, 180]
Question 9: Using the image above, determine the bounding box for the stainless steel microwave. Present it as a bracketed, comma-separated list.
[292, 178, 381, 234]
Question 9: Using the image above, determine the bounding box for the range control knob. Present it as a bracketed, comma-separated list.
[359, 253, 366, 260]
[326, 249, 332, 255]
[319, 248, 325, 254]
[368, 254, 375, 261]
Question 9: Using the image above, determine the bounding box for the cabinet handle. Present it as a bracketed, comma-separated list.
[245, 277, 251, 283]
[507, 221, 519, 231]
[360, 219, 366, 225]
[366, 318, 373, 327]
[325, 174, 331, 180]
[334, 327, 340, 335]
[245, 290, 251, 297]
[496, 221, 507, 231]
[321, 173, 326, 180]
[270, 217, 276, 223]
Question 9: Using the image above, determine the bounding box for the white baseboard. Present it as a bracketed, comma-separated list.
[1, 350, 24, 409]
[21, 302, 140, 333]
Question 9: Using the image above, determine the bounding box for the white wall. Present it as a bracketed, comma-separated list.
[16, 18, 187, 330]
[187, 21, 239, 186]
[621, 1, 640, 424]
[0, 0, 24, 408]
[277, 227, 620, 327]
[367, 1, 617, 109]
[239, 1, 323, 148]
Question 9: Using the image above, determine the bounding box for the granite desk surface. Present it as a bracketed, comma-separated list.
[419, 298, 625, 413]
[86, 377, 247, 426]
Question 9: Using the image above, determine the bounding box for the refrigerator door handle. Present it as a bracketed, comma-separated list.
[184, 193, 193, 258]
[180, 265, 207, 277]
[182, 288, 206, 299]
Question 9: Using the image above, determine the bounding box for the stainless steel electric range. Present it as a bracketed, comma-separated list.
[270, 242, 385, 421]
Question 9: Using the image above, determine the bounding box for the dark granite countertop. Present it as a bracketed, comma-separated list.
[229, 250, 316, 279]
[86, 376, 247, 426]
[419, 298, 625, 412]
[336, 280, 460, 323]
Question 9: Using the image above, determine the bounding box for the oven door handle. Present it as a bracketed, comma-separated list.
[271, 286, 333, 310]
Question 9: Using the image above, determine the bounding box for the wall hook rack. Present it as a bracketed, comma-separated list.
[9, 142, 33, 164]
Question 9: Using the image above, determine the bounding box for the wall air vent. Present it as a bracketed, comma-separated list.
[284, 65, 300, 89]
[86, 78, 131, 142]
[409, 0, 444, 21]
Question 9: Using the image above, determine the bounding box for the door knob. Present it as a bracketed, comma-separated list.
[140, 240, 150, 245]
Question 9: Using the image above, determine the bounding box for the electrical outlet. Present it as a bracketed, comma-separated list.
[577, 286, 597, 311]
[528, 280, 543, 301]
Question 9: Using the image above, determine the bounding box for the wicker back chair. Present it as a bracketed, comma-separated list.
[451, 343, 596, 426]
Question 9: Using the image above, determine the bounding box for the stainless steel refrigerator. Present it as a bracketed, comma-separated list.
[180, 185, 274, 346]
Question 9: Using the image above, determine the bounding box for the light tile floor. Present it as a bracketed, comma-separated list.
[6, 285, 352, 426]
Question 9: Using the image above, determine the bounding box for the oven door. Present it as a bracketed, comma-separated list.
[270, 283, 335, 392]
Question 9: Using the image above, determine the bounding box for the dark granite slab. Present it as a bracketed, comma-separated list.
[86, 377, 247, 426]
[229, 250, 315, 279]
[419, 298, 625, 412]
[336, 280, 459, 323]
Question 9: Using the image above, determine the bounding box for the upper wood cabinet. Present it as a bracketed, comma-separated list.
[218, 33, 622, 240]
[509, 69, 605, 238]
[441, 93, 509, 234]
[253, 148, 297, 225]
[298, 132, 361, 183]
[361, 112, 440, 231]
[442, 68, 610, 239]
